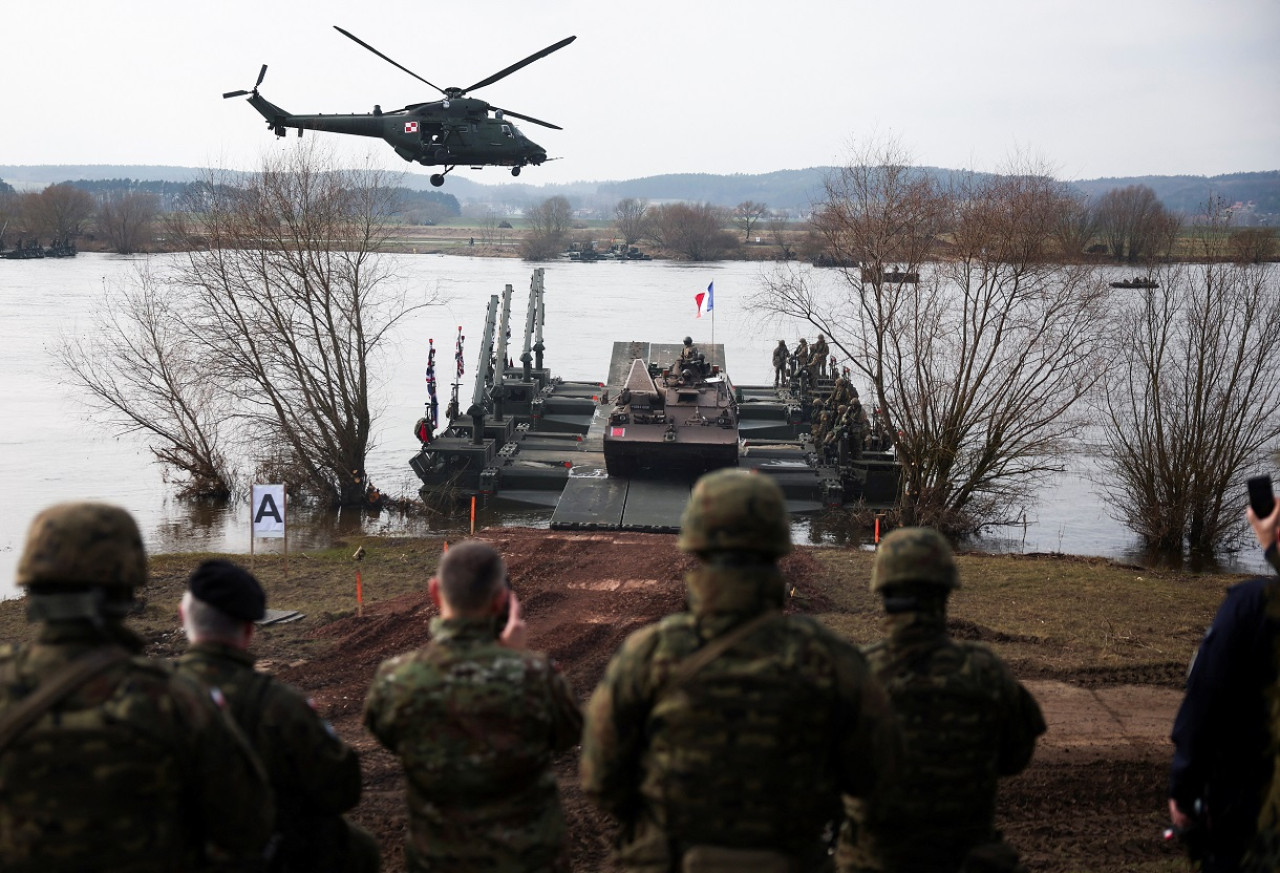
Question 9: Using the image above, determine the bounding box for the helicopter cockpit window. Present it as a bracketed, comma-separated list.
[501, 125, 514, 139]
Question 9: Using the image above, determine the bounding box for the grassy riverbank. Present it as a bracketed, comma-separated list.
[0, 532, 1233, 679]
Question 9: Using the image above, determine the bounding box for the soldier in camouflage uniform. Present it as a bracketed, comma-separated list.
[581, 469, 901, 873]
[363, 540, 582, 873]
[176, 559, 380, 873]
[831, 372, 853, 408]
[812, 333, 830, 377]
[838, 527, 1046, 873]
[0, 502, 274, 872]
[791, 338, 809, 380]
[773, 340, 789, 387]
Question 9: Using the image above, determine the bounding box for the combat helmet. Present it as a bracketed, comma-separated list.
[677, 468, 792, 559]
[870, 526, 958, 593]
[683, 336, 693, 345]
[16, 502, 147, 591]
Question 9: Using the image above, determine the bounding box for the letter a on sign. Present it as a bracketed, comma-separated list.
[252, 484, 286, 539]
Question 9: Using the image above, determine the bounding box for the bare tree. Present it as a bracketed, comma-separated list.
[1096, 204, 1280, 556]
[1051, 191, 1098, 260]
[1093, 184, 1180, 263]
[522, 195, 573, 260]
[21, 183, 94, 243]
[767, 212, 795, 260]
[648, 202, 738, 261]
[0, 187, 18, 248]
[97, 191, 160, 254]
[148, 145, 437, 506]
[733, 200, 769, 242]
[1228, 227, 1278, 264]
[753, 142, 1111, 532]
[59, 267, 233, 497]
[614, 197, 650, 245]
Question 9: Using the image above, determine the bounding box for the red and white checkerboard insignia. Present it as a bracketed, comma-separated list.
[404, 121, 419, 133]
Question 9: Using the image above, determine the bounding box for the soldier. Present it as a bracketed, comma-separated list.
[831, 371, 853, 408]
[581, 469, 901, 873]
[847, 393, 867, 460]
[810, 398, 830, 449]
[364, 540, 582, 873]
[838, 527, 1046, 873]
[791, 337, 809, 379]
[0, 502, 274, 871]
[812, 332, 830, 377]
[177, 559, 380, 873]
[772, 339, 789, 387]
[679, 335, 699, 364]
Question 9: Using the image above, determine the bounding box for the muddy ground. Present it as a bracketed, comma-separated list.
[169, 526, 1193, 873]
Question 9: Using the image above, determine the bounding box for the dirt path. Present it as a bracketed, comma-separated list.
[275, 529, 1187, 872]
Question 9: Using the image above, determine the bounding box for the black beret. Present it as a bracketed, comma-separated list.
[188, 559, 266, 622]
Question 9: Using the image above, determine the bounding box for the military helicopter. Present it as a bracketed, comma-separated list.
[223, 27, 575, 187]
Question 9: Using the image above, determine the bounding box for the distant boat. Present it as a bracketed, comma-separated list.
[1109, 277, 1159, 289]
[861, 266, 919, 284]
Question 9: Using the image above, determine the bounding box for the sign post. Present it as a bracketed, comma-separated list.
[251, 484, 288, 577]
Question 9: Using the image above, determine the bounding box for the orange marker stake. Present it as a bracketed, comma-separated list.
[874, 517, 881, 544]
[470, 496, 477, 535]
[443, 540, 449, 553]
[356, 570, 364, 618]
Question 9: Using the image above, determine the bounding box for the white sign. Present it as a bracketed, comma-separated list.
[251, 484, 286, 539]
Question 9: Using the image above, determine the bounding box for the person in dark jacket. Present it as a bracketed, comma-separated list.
[178, 559, 379, 873]
[1169, 501, 1280, 872]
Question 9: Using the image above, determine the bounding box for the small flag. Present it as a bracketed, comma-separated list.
[455, 327, 465, 378]
[425, 339, 439, 427]
[695, 281, 714, 319]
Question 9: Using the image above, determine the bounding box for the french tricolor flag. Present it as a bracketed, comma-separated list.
[695, 282, 714, 318]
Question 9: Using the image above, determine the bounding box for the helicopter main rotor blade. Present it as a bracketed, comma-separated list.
[493, 107, 563, 131]
[333, 25, 446, 96]
[223, 90, 250, 99]
[463, 35, 576, 94]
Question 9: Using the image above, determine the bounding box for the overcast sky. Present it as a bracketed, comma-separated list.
[4, 0, 1277, 187]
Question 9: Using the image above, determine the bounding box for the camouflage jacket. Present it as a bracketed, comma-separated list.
[363, 615, 582, 873]
[176, 642, 363, 863]
[0, 621, 274, 872]
[772, 344, 789, 368]
[838, 608, 1046, 872]
[581, 563, 901, 873]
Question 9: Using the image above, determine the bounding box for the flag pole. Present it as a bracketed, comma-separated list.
[709, 282, 716, 369]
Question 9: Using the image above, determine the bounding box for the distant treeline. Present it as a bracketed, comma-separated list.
[2, 166, 1278, 224]
[0, 174, 462, 225]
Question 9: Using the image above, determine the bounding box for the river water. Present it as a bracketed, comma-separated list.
[0, 253, 1264, 600]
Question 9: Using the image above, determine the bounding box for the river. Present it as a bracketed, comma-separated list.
[0, 252, 1264, 600]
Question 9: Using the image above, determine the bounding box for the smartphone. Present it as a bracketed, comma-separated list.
[496, 575, 513, 629]
[1248, 475, 1275, 518]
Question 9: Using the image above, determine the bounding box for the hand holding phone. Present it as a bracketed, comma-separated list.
[499, 589, 528, 650]
[1247, 475, 1279, 551]
[1248, 475, 1275, 520]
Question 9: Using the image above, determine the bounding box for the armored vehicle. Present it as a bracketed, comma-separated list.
[603, 354, 738, 478]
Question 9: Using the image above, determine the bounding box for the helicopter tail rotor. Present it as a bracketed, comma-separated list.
[223, 64, 268, 99]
